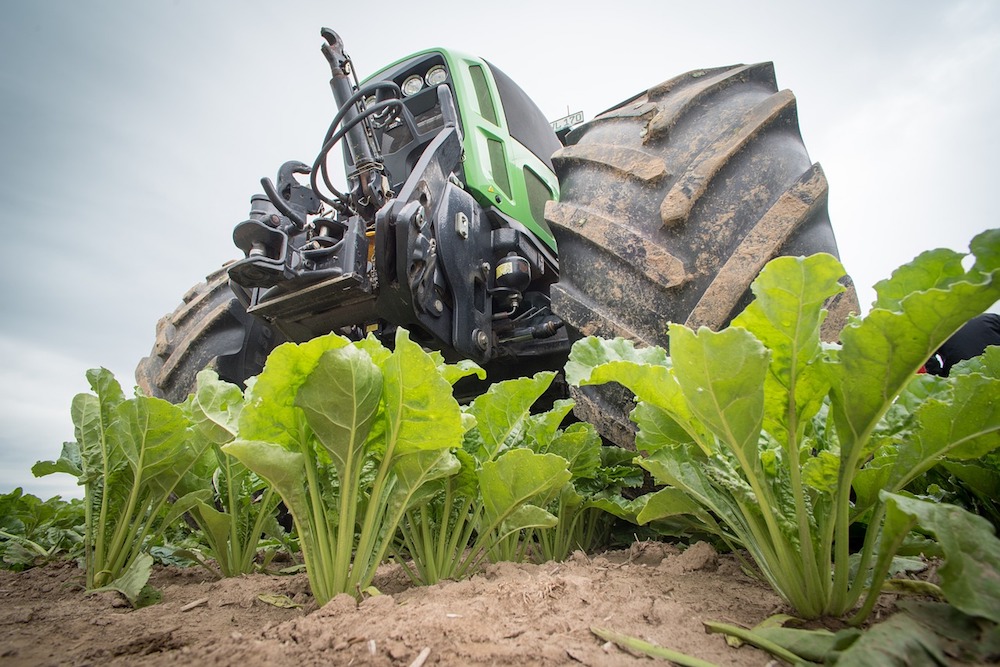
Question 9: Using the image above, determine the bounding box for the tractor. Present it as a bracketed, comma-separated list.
[137, 28, 857, 447]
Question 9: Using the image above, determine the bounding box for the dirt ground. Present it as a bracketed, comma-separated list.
[0, 541, 792, 666]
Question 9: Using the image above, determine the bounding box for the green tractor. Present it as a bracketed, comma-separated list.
[137, 28, 857, 446]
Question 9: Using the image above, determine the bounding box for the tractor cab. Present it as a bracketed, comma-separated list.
[361, 49, 561, 251]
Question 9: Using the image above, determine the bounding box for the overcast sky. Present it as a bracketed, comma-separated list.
[2, 1, 997, 499]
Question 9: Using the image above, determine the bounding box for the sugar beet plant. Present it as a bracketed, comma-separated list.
[394, 371, 636, 584]
[394, 372, 571, 583]
[567, 229, 1000, 622]
[468, 382, 641, 565]
[33, 368, 283, 600]
[34, 370, 215, 602]
[173, 370, 284, 577]
[518, 406, 643, 564]
[0, 488, 84, 570]
[223, 328, 484, 605]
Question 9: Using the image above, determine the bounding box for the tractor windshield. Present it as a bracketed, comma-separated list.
[486, 62, 562, 171]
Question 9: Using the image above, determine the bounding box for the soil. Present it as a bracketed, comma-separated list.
[0, 541, 790, 666]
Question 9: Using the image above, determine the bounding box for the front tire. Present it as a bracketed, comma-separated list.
[547, 63, 858, 445]
[136, 267, 281, 403]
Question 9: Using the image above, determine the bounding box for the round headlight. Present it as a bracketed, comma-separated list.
[401, 74, 424, 96]
[425, 65, 447, 86]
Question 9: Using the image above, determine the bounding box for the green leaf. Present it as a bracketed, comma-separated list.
[2, 541, 41, 568]
[542, 423, 602, 480]
[591, 627, 718, 667]
[89, 552, 154, 607]
[394, 449, 461, 492]
[801, 450, 840, 495]
[133, 585, 162, 609]
[882, 492, 1000, 623]
[951, 344, 1000, 378]
[898, 599, 1000, 663]
[668, 324, 767, 465]
[295, 345, 382, 479]
[32, 441, 83, 479]
[525, 398, 575, 449]
[871, 247, 967, 311]
[161, 490, 212, 530]
[833, 611, 948, 666]
[186, 370, 243, 444]
[970, 229, 1000, 272]
[567, 338, 677, 410]
[567, 336, 712, 454]
[222, 440, 309, 532]
[915, 373, 1000, 461]
[380, 329, 465, 458]
[435, 356, 487, 386]
[631, 401, 702, 455]
[501, 504, 558, 534]
[479, 449, 571, 526]
[239, 334, 351, 448]
[588, 458, 644, 494]
[468, 372, 555, 460]
[637, 451, 745, 539]
[731, 254, 842, 443]
[704, 621, 815, 665]
[752, 625, 858, 663]
[113, 395, 194, 495]
[873, 371, 1000, 498]
[191, 500, 232, 564]
[450, 448, 479, 500]
[390, 449, 461, 511]
[832, 231, 1000, 454]
[941, 460, 1000, 498]
[587, 495, 646, 523]
[565, 336, 668, 386]
[74, 369, 126, 485]
[636, 487, 717, 527]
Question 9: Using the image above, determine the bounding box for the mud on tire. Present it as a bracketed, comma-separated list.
[136, 267, 281, 404]
[547, 63, 859, 445]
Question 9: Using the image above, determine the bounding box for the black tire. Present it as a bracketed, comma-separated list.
[136, 266, 282, 404]
[546, 63, 858, 445]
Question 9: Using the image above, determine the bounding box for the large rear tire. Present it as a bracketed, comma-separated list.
[547, 63, 858, 445]
[136, 267, 281, 404]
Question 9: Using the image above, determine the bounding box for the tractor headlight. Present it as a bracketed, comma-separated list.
[401, 74, 424, 96]
[425, 65, 447, 87]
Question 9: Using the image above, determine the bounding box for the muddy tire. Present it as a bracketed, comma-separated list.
[546, 63, 859, 446]
[136, 267, 281, 404]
